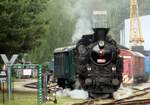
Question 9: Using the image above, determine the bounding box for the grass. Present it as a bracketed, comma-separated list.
[1, 91, 150, 105]
[0, 92, 37, 105]
[47, 97, 83, 105]
[0, 91, 83, 105]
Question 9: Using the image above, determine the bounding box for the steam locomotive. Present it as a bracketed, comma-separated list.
[75, 28, 123, 98]
[54, 28, 123, 98]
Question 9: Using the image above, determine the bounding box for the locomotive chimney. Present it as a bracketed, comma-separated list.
[93, 28, 109, 41]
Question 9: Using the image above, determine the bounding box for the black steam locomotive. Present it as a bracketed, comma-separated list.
[75, 28, 123, 98]
[54, 28, 123, 98]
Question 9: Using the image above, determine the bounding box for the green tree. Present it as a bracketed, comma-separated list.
[0, 0, 47, 56]
[27, 0, 76, 63]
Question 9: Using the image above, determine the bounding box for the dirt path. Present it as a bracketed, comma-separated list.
[13, 79, 37, 92]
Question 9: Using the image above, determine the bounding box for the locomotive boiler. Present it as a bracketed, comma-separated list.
[75, 28, 123, 98]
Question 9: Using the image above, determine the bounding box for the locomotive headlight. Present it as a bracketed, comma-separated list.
[87, 66, 91, 71]
[112, 66, 116, 71]
[99, 41, 105, 47]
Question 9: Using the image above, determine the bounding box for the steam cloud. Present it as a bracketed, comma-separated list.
[72, 0, 93, 42]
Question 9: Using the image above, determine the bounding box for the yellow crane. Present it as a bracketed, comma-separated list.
[129, 0, 144, 47]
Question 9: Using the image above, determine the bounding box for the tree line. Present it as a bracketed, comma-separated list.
[0, 0, 150, 64]
[0, 0, 75, 63]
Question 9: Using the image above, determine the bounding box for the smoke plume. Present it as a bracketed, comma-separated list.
[72, 0, 93, 42]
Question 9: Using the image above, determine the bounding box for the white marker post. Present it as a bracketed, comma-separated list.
[0, 54, 18, 103]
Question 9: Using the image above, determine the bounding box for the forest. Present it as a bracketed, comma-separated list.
[0, 0, 150, 63]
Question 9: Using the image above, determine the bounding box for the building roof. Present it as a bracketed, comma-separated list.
[54, 45, 76, 53]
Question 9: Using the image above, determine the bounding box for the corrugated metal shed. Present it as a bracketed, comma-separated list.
[120, 49, 145, 84]
[145, 56, 150, 75]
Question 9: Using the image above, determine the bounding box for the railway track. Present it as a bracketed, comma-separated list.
[113, 87, 150, 102]
[100, 99, 150, 105]
[71, 86, 150, 105]
[72, 98, 150, 105]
